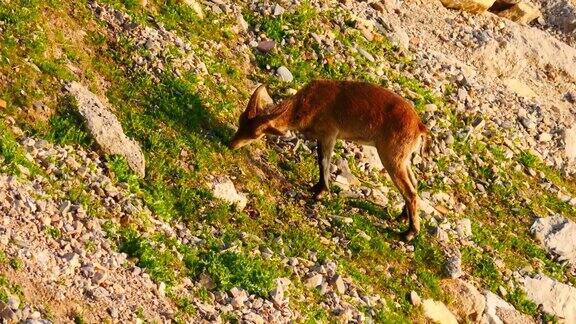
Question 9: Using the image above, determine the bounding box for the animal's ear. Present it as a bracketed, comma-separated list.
[246, 84, 274, 119]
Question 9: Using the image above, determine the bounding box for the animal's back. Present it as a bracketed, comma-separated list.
[291, 80, 424, 143]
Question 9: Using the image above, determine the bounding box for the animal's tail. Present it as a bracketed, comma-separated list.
[419, 123, 431, 157]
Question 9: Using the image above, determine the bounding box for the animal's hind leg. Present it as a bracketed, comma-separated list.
[388, 166, 419, 241]
[377, 142, 420, 241]
[407, 164, 418, 190]
[398, 165, 418, 221]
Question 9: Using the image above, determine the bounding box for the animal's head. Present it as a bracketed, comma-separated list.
[229, 85, 283, 150]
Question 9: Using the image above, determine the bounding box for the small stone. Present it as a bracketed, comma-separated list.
[237, 13, 249, 32]
[538, 133, 553, 142]
[410, 290, 421, 306]
[32, 101, 47, 112]
[277, 66, 293, 82]
[498, 2, 541, 25]
[257, 40, 275, 53]
[439, 0, 495, 13]
[305, 273, 323, 288]
[357, 230, 371, 241]
[230, 287, 248, 308]
[444, 252, 463, 279]
[330, 215, 353, 224]
[356, 46, 375, 62]
[6, 295, 20, 310]
[442, 279, 485, 322]
[199, 273, 216, 289]
[211, 176, 247, 211]
[498, 285, 508, 297]
[244, 312, 264, 324]
[158, 282, 166, 297]
[0, 302, 16, 322]
[273, 3, 285, 16]
[108, 307, 119, 318]
[455, 218, 472, 238]
[92, 271, 107, 285]
[0, 99, 6, 109]
[333, 275, 346, 294]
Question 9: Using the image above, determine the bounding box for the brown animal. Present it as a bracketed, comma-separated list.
[229, 80, 430, 241]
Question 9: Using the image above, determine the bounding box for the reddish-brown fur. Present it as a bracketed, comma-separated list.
[229, 80, 430, 241]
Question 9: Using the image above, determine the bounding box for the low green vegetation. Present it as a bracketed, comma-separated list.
[0, 0, 574, 321]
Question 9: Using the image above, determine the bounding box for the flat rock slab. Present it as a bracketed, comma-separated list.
[523, 274, 576, 321]
[65, 82, 146, 178]
[531, 215, 576, 267]
[483, 290, 535, 324]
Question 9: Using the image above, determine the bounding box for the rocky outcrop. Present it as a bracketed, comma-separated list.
[523, 274, 576, 321]
[531, 215, 576, 267]
[65, 81, 146, 178]
[472, 23, 576, 82]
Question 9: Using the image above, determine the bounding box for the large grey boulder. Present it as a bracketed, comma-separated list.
[523, 274, 576, 321]
[65, 82, 146, 178]
[531, 215, 576, 267]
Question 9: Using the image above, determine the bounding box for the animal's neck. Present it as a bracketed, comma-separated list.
[266, 98, 295, 131]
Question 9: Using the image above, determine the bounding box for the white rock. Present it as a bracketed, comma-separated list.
[273, 4, 285, 16]
[305, 273, 323, 288]
[356, 46, 375, 62]
[361, 145, 384, 171]
[211, 176, 248, 211]
[410, 290, 421, 306]
[422, 299, 458, 324]
[531, 215, 576, 266]
[65, 82, 145, 177]
[523, 274, 576, 321]
[277, 66, 293, 82]
[455, 218, 472, 238]
[483, 290, 534, 324]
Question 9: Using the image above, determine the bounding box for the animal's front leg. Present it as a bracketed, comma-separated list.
[312, 136, 336, 200]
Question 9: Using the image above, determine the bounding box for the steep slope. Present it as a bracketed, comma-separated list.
[0, 0, 575, 322]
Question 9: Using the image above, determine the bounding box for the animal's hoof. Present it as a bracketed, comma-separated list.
[402, 230, 418, 242]
[311, 183, 329, 200]
[313, 189, 329, 200]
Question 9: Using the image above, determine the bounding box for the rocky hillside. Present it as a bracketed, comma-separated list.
[0, 0, 575, 322]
